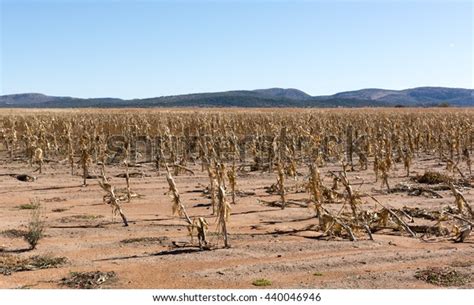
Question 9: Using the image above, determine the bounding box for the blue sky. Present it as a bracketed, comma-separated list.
[0, 0, 472, 98]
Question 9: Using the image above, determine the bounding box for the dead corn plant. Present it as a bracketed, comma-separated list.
[403, 148, 412, 177]
[80, 140, 92, 186]
[164, 164, 209, 249]
[205, 159, 218, 215]
[227, 162, 237, 204]
[33, 147, 44, 174]
[307, 163, 323, 217]
[462, 148, 471, 177]
[276, 161, 286, 209]
[216, 164, 231, 248]
[98, 173, 129, 226]
[448, 182, 473, 217]
[124, 141, 132, 202]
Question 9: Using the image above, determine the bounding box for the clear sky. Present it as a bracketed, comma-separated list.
[0, 0, 472, 99]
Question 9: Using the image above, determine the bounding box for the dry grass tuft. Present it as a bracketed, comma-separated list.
[60, 215, 104, 223]
[70, 214, 104, 220]
[120, 236, 169, 245]
[0, 254, 67, 275]
[415, 267, 470, 286]
[415, 171, 451, 184]
[1, 229, 28, 238]
[450, 260, 474, 268]
[252, 278, 272, 287]
[17, 203, 39, 210]
[60, 271, 116, 289]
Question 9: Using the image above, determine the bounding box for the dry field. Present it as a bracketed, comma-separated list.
[0, 108, 473, 289]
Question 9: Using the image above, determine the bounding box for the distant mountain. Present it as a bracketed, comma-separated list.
[333, 88, 399, 100]
[0, 93, 63, 105]
[253, 88, 312, 100]
[333, 87, 473, 106]
[1, 87, 472, 108]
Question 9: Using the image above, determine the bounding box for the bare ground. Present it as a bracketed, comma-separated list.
[0, 155, 473, 289]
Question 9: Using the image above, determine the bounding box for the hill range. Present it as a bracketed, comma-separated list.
[0, 87, 472, 108]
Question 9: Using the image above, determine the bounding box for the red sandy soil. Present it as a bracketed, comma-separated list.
[0, 153, 472, 289]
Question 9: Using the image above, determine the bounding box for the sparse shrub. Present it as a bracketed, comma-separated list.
[23, 199, 44, 250]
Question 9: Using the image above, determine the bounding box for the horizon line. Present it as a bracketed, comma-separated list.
[1, 85, 473, 100]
